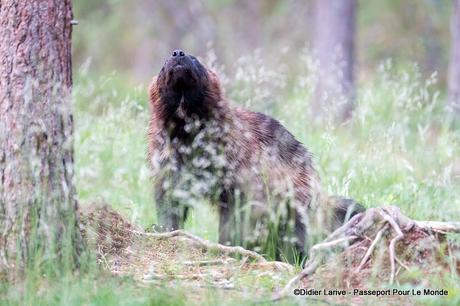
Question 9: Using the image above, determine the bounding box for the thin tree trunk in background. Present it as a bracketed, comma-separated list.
[311, 0, 356, 123]
[422, 3, 442, 77]
[245, 0, 262, 50]
[0, 0, 81, 275]
[448, 0, 460, 118]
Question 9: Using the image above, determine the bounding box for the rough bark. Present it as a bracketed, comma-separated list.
[311, 0, 356, 123]
[0, 0, 81, 275]
[448, 0, 460, 117]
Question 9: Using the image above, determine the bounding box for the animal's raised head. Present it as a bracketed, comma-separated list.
[150, 50, 223, 121]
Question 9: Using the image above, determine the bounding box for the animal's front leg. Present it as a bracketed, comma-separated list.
[155, 178, 188, 231]
[218, 187, 236, 245]
[218, 188, 245, 246]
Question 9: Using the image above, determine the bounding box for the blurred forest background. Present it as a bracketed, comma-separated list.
[69, 0, 460, 240]
[73, 0, 454, 86]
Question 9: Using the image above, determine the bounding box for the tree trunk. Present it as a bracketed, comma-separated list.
[0, 0, 81, 275]
[448, 0, 460, 118]
[311, 0, 356, 123]
[244, 0, 263, 50]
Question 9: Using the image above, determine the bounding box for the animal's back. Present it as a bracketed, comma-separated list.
[227, 107, 318, 207]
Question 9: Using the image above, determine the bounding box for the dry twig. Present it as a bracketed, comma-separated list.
[381, 210, 404, 284]
[356, 223, 389, 272]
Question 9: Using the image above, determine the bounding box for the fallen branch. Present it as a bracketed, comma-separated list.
[183, 259, 236, 266]
[143, 272, 207, 281]
[129, 229, 267, 262]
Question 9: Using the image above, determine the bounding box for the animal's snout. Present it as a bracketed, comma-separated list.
[171, 49, 185, 58]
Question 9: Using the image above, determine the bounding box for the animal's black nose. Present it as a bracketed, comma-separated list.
[172, 50, 185, 57]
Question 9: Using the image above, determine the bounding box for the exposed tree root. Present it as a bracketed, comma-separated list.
[414, 220, 460, 233]
[274, 206, 460, 301]
[356, 224, 388, 272]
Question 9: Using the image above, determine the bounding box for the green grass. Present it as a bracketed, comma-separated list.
[1, 57, 459, 305]
[0, 268, 188, 306]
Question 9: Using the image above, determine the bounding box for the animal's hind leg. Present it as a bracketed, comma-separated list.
[328, 196, 365, 231]
[294, 212, 308, 257]
[268, 199, 304, 261]
[218, 204, 234, 245]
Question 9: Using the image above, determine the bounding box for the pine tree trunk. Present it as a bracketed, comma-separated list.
[311, 0, 356, 123]
[0, 0, 81, 275]
[448, 0, 460, 118]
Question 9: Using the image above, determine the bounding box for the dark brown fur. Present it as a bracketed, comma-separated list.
[148, 51, 362, 258]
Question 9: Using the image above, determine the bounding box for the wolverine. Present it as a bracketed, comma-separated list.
[148, 50, 363, 259]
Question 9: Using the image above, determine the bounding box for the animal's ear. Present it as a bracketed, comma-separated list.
[148, 76, 160, 107]
[206, 69, 223, 97]
[148, 75, 158, 93]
